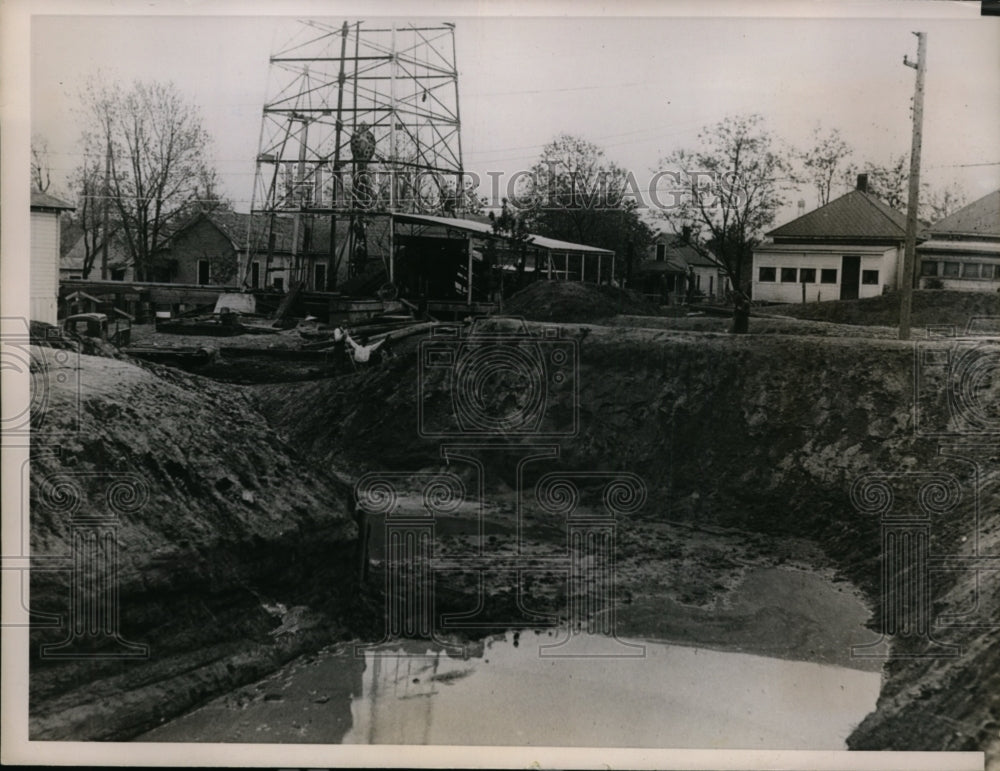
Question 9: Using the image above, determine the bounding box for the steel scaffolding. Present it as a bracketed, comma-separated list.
[242, 19, 465, 292]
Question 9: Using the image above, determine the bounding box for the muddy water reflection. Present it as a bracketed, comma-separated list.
[343, 631, 881, 748]
[137, 566, 884, 747]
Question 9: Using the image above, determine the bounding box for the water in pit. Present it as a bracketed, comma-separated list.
[137, 583, 883, 749]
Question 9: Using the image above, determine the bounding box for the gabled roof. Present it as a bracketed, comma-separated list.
[651, 233, 722, 268]
[61, 232, 130, 272]
[636, 233, 723, 276]
[928, 190, 1000, 239]
[31, 190, 75, 211]
[163, 209, 341, 256]
[767, 189, 907, 242]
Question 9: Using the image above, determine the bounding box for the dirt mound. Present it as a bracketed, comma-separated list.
[28, 351, 363, 740]
[254, 318, 1000, 758]
[771, 289, 1000, 329]
[607, 314, 929, 339]
[501, 280, 662, 322]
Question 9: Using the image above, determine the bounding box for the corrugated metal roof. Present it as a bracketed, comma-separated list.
[928, 190, 1000, 238]
[392, 213, 615, 255]
[767, 190, 907, 241]
[31, 190, 75, 210]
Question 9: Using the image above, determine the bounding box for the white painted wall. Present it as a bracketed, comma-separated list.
[920, 277, 1000, 293]
[30, 211, 60, 324]
[751, 246, 899, 303]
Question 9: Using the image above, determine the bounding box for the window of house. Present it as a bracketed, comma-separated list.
[250, 262, 261, 289]
[921, 261, 938, 276]
[961, 262, 982, 278]
[780, 267, 798, 283]
[993, 264, 1000, 280]
[943, 262, 960, 277]
[111, 268, 126, 281]
[315, 263, 327, 291]
[758, 267, 776, 282]
[862, 269, 879, 285]
[273, 277, 285, 291]
[197, 260, 210, 285]
[655, 244, 666, 262]
[820, 269, 838, 284]
[799, 268, 816, 283]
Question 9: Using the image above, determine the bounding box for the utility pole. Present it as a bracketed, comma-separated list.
[100, 132, 111, 280]
[898, 31, 926, 341]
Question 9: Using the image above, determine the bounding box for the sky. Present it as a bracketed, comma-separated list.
[23, 1, 1000, 228]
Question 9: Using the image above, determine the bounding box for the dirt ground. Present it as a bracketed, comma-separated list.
[254, 315, 1000, 760]
[502, 280, 663, 322]
[770, 288, 1000, 329]
[26, 283, 1000, 763]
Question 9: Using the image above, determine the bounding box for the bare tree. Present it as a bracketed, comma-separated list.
[76, 78, 217, 281]
[858, 155, 968, 222]
[31, 134, 53, 193]
[859, 154, 910, 211]
[798, 126, 855, 207]
[924, 183, 968, 224]
[656, 113, 793, 297]
[519, 134, 653, 260]
[69, 154, 114, 279]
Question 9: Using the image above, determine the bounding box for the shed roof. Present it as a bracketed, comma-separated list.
[392, 213, 615, 255]
[927, 190, 1000, 238]
[767, 189, 907, 241]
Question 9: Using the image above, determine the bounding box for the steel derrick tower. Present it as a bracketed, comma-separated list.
[242, 20, 465, 292]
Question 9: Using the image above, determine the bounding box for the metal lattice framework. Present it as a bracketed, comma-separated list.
[242, 19, 465, 289]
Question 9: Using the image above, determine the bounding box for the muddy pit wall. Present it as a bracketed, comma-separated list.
[254, 321, 998, 756]
[28, 352, 365, 740]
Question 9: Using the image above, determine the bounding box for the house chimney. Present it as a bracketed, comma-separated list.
[681, 225, 692, 243]
[856, 173, 869, 193]
[797, 199, 805, 216]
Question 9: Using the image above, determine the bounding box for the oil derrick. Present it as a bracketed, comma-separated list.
[242, 20, 466, 295]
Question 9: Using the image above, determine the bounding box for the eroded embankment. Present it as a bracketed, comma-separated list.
[253, 320, 999, 758]
[28, 351, 375, 740]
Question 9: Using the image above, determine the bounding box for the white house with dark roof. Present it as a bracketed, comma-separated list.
[31, 190, 75, 323]
[751, 175, 909, 304]
[917, 190, 1000, 292]
[635, 227, 730, 303]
